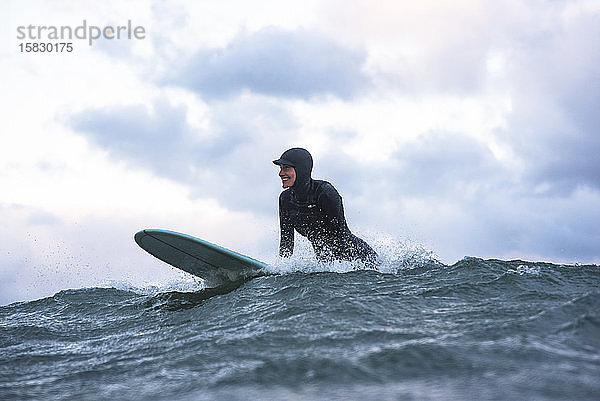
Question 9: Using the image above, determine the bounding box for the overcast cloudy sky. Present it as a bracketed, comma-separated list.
[2, 0, 599, 304]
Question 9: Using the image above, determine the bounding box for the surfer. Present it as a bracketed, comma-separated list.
[273, 147, 378, 266]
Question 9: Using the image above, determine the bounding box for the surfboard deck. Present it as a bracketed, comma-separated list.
[134, 229, 268, 287]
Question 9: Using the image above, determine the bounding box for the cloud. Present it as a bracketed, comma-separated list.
[494, 5, 600, 194]
[169, 27, 369, 99]
[70, 97, 297, 214]
[390, 131, 599, 263]
[391, 132, 506, 197]
[71, 101, 191, 171]
[327, 129, 600, 263]
[319, 132, 506, 203]
[311, 131, 504, 205]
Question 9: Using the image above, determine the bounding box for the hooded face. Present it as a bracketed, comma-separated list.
[278, 165, 296, 188]
[273, 148, 313, 192]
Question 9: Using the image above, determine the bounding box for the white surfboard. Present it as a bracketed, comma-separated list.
[134, 229, 268, 287]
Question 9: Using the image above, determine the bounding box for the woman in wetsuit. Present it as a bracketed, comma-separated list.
[273, 147, 378, 265]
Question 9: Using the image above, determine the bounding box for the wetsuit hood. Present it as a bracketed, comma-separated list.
[273, 148, 313, 198]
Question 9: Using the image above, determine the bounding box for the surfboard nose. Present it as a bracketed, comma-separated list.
[134, 229, 267, 288]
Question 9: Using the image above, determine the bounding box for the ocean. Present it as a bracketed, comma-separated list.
[1, 257, 599, 400]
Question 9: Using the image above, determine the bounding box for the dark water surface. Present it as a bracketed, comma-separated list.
[1, 258, 599, 400]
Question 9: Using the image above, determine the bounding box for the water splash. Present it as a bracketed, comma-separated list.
[371, 235, 441, 272]
[261, 234, 440, 276]
[508, 264, 542, 276]
[102, 274, 207, 297]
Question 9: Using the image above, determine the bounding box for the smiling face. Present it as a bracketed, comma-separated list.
[278, 165, 296, 188]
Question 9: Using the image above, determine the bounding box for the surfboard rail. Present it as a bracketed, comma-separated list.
[135, 229, 268, 287]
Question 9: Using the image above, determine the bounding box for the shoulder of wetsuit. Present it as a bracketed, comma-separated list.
[313, 180, 338, 195]
[312, 180, 342, 207]
[279, 188, 293, 204]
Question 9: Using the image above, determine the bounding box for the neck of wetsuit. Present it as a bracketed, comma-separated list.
[292, 177, 313, 201]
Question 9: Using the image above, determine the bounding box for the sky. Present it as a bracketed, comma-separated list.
[2, 0, 599, 305]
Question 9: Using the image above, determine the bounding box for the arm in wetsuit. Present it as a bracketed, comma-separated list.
[315, 182, 347, 235]
[279, 191, 294, 257]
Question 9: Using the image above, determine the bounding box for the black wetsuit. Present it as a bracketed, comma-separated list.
[274, 148, 378, 264]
